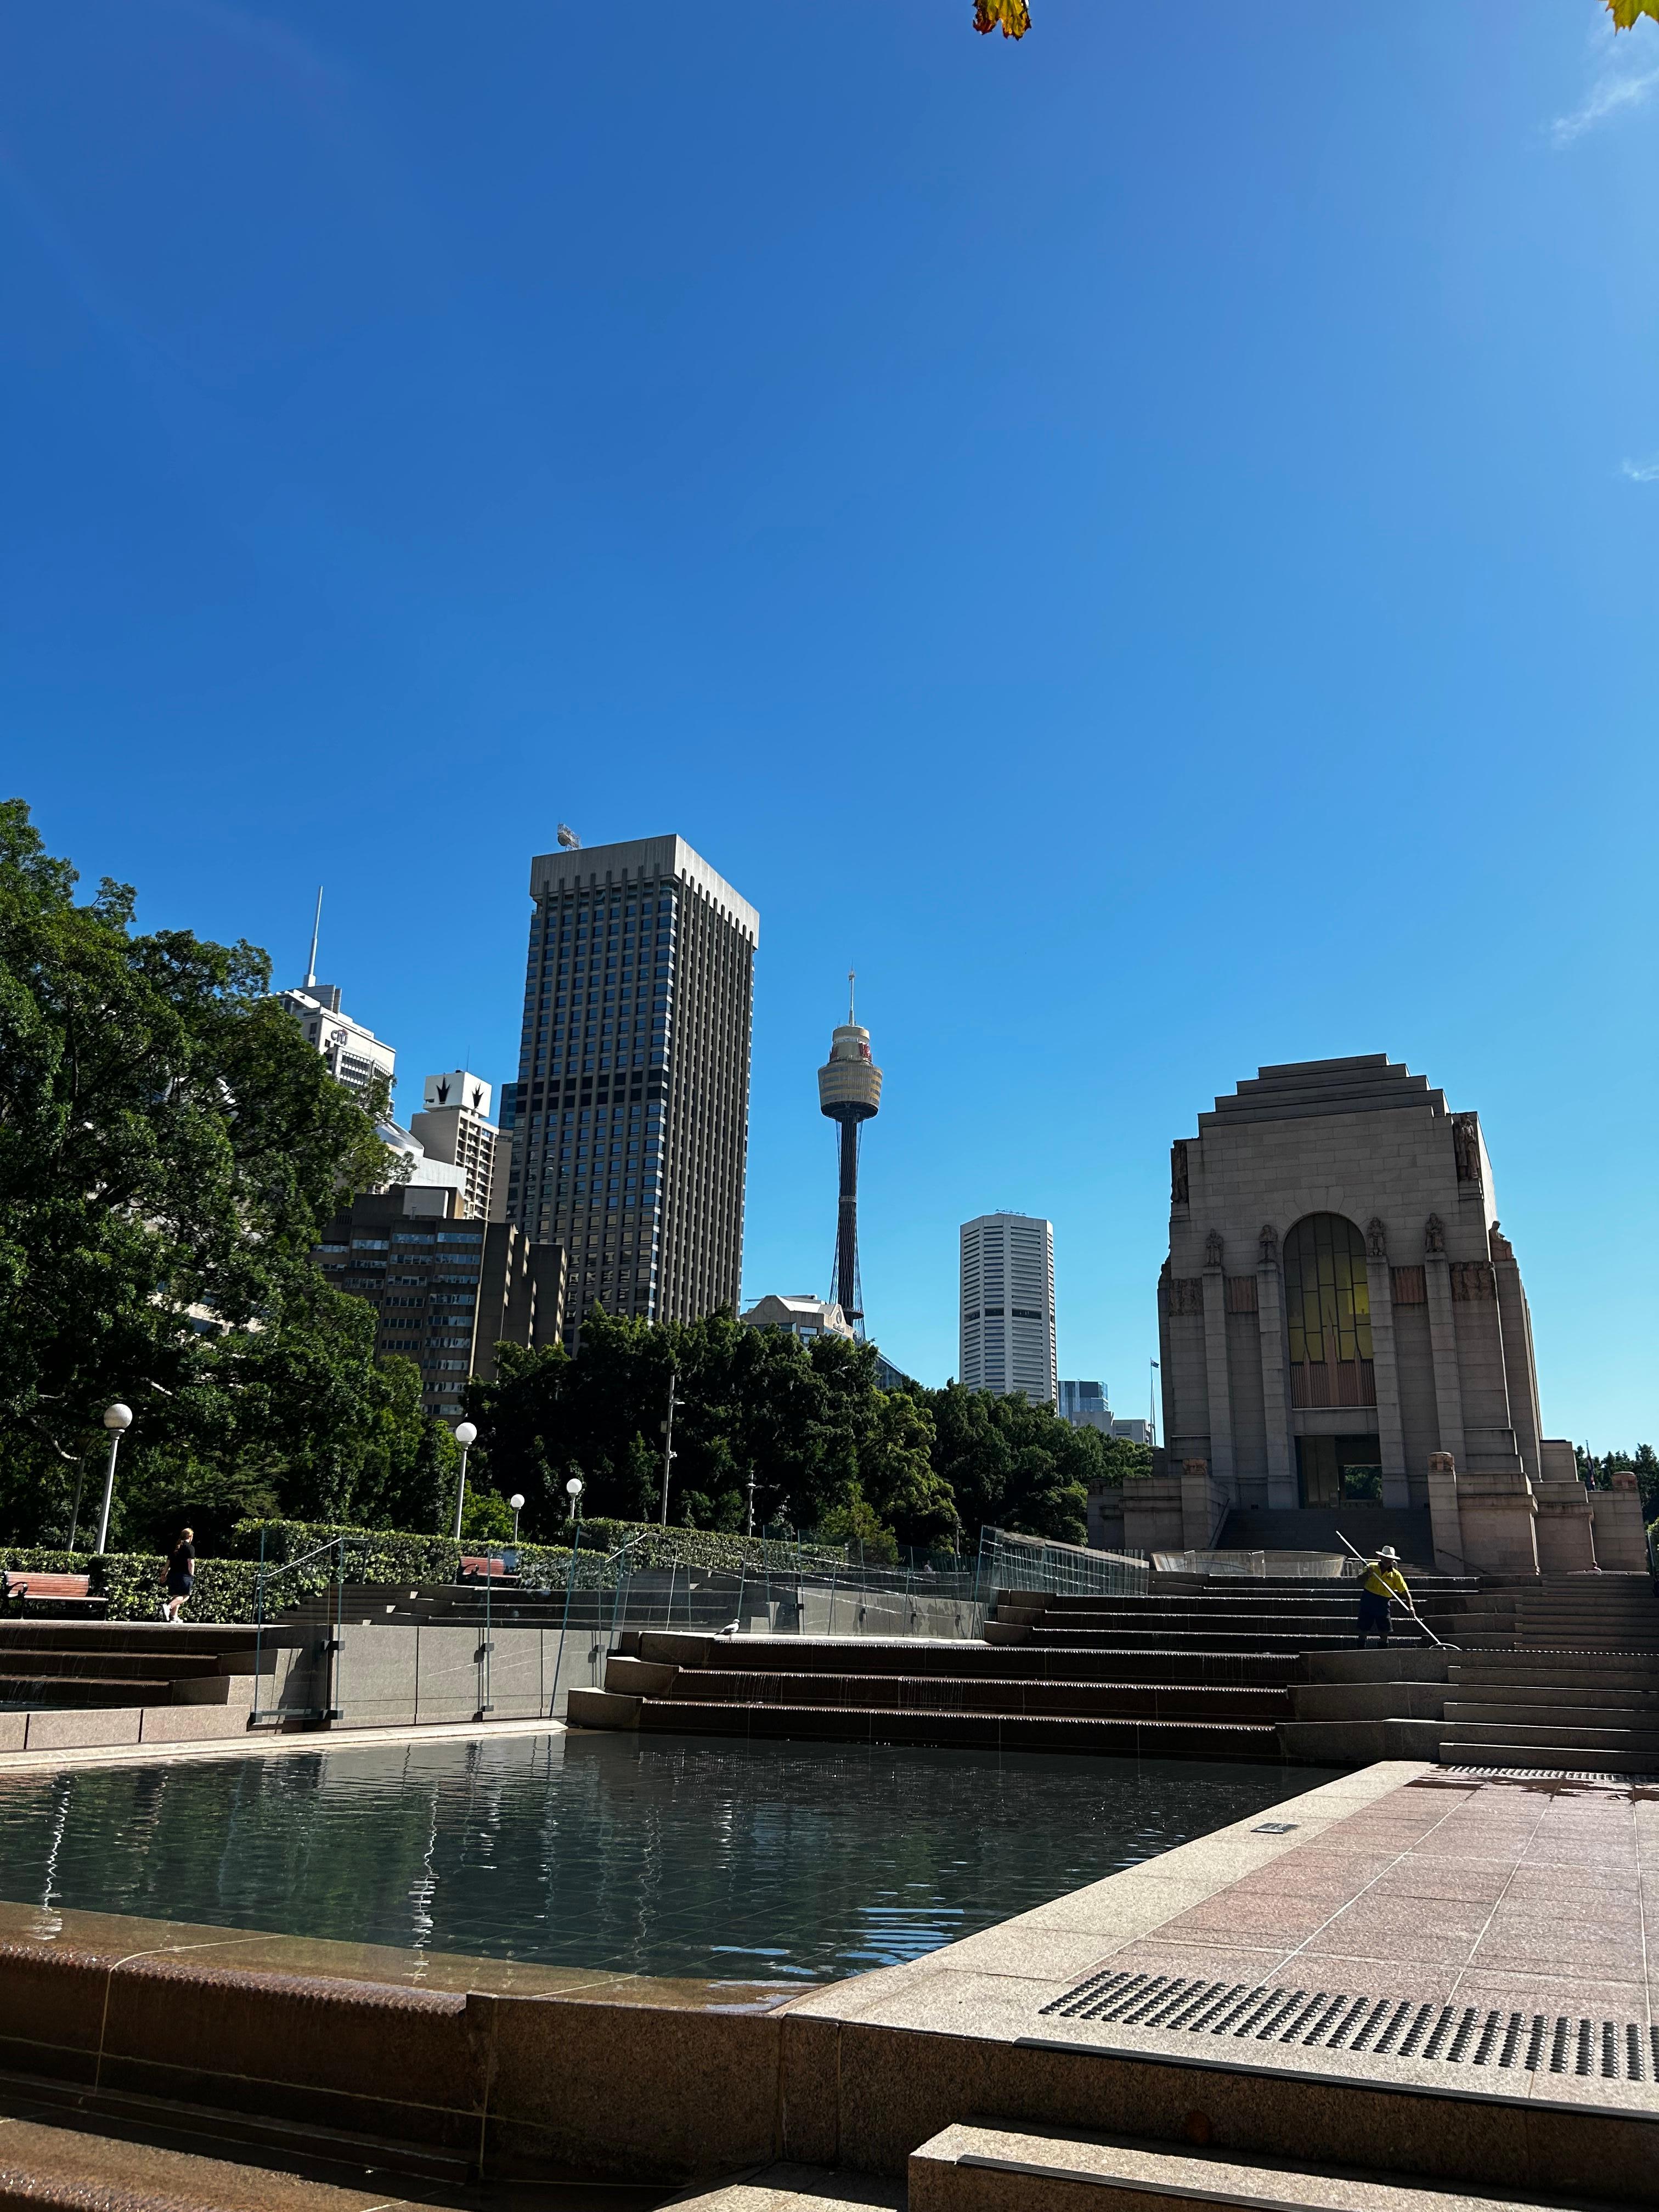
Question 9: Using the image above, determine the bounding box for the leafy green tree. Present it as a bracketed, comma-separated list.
[924, 1382, 1099, 1544]
[0, 800, 445, 1545]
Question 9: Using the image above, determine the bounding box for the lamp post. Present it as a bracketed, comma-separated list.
[1149, 1359, 1160, 1449]
[746, 1472, 756, 1538]
[509, 1493, 526, 1547]
[452, 1420, 478, 1542]
[659, 1373, 678, 1527]
[566, 1475, 584, 1529]
[94, 1404, 132, 1557]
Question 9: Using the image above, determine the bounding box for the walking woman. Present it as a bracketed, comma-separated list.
[162, 1526, 195, 1623]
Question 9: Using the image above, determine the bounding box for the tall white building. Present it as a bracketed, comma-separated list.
[960, 1213, 1057, 1405]
[280, 982, 396, 1101]
[410, 1071, 498, 1220]
[279, 896, 395, 1103]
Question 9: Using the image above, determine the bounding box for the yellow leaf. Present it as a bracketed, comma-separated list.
[974, 0, 1031, 37]
[1606, 0, 1659, 27]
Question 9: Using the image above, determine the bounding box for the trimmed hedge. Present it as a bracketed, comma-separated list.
[3, 1519, 857, 1624]
[228, 1517, 849, 1580]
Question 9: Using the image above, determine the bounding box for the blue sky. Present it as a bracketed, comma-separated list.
[4, 3, 1656, 1445]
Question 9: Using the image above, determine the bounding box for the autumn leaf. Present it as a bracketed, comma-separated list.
[975, 0, 1031, 37]
[1606, 0, 1659, 26]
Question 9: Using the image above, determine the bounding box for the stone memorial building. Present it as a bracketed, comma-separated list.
[1107, 1055, 1645, 1574]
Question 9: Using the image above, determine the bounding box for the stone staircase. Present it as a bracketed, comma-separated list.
[0, 1622, 280, 1753]
[580, 1628, 1295, 1758]
[1438, 1650, 1659, 1775]
[572, 1571, 1659, 1772]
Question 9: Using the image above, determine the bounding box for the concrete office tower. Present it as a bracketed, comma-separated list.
[410, 1072, 498, 1220]
[314, 1187, 566, 1421]
[960, 1214, 1057, 1405]
[816, 979, 882, 1328]
[504, 834, 757, 1338]
[279, 888, 397, 1103]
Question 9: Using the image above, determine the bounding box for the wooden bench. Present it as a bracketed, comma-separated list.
[458, 1553, 518, 1582]
[0, 1571, 108, 1618]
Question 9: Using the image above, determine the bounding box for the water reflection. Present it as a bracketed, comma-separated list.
[0, 1735, 1331, 1984]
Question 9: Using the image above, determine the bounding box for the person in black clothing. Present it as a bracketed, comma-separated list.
[162, 1527, 195, 1622]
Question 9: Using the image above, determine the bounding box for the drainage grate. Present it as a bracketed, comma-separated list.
[1441, 1765, 1659, 1786]
[1037, 1970, 1659, 2082]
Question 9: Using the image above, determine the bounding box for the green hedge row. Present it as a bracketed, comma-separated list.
[4, 1520, 854, 1623]
[228, 1517, 850, 1579]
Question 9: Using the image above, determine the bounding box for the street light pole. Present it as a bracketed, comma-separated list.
[94, 1404, 132, 1556]
[1149, 1359, 1159, 1449]
[659, 1373, 678, 1527]
[746, 1472, 755, 1538]
[509, 1493, 525, 1547]
[452, 1421, 478, 1542]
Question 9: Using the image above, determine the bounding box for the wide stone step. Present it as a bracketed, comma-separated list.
[1025, 1627, 1420, 1652]
[635, 1698, 1283, 1759]
[666, 1671, 1292, 1720]
[656, 1635, 1303, 1685]
[906, 2121, 1591, 2212]
[1439, 1717, 1659, 1752]
[0, 1651, 223, 1680]
[1449, 1662, 1659, 1691]
[1445, 1697, 1659, 1724]
[1441, 1739, 1659, 1776]
[0, 1675, 176, 1707]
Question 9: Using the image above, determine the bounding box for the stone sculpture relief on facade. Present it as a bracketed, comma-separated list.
[1424, 1212, 1446, 1254]
[1170, 1142, 1188, 1207]
[1366, 1217, 1386, 1260]
[1204, 1230, 1224, 1268]
[1452, 1113, 1482, 1187]
[1258, 1223, 1278, 1266]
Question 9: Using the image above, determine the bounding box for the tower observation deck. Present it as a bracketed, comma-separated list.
[817, 974, 882, 1330]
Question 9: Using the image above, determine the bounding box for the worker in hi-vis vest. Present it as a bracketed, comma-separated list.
[1356, 1545, 1410, 1649]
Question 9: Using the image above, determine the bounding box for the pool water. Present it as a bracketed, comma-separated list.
[0, 1734, 1330, 1985]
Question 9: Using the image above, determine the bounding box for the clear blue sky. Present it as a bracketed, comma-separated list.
[4, 3, 1655, 1446]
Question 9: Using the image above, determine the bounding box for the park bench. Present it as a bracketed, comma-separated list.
[0, 1571, 108, 1618]
[457, 1551, 518, 1582]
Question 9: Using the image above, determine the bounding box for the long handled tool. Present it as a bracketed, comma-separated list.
[1335, 1529, 1457, 1650]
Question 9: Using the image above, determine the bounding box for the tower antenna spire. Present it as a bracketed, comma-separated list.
[304, 887, 323, 990]
[848, 968, 855, 1025]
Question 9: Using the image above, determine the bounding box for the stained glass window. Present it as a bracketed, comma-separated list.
[1284, 1215, 1373, 1365]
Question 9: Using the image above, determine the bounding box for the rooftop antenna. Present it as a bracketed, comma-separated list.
[304, 886, 323, 990]
[557, 822, 582, 850]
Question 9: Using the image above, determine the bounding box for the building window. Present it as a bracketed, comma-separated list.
[1284, 1214, 1376, 1409]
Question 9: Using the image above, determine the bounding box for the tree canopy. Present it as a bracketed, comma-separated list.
[467, 1307, 1140, 1550]
[0, 800, 449, 1549]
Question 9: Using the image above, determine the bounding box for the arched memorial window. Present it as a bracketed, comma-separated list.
[1283, 1214, 1376, 1411]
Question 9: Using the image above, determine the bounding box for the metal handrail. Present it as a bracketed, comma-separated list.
[252, 1528, 352, 1723]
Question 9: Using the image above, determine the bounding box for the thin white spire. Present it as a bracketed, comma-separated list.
[848, 968, 855, 1025]
[304, 886, 323, 989]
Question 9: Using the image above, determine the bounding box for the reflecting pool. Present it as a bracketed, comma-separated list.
[0, 1733, 1333, 1985]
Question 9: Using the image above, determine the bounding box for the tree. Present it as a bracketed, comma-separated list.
[0, 800, 439, 1545]
[1608, 2, 1659, 27]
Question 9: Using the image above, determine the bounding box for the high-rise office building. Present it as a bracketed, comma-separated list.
[960, 1213, 1057, 1405]
[279, 891, 396, 1102]
[410, 1071, 498, 1221]
[503, 834, 757, 1338]
[1058, 1378, 1110, 1427]
[314, 1186, 565, 1420]
[280, 981, 396, 1102]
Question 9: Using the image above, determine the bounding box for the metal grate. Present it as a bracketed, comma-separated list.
[1037, 1970, 1659, 2083]
[1441, 1765, 1659, 1786]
